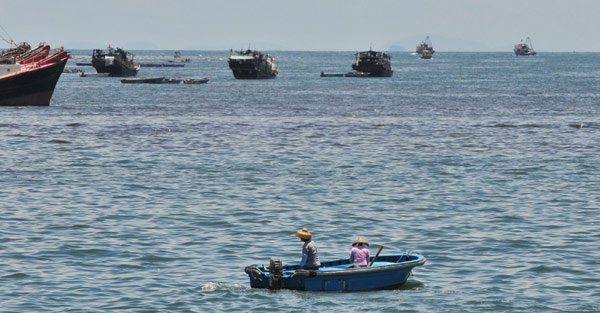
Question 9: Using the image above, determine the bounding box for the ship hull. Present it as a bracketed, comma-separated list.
[351, 64, 393, 77]
[0, 58, 68, 106]
[92, 59, 139, 77]
[228, 60, 276, 79]
[514, 50, 536, 56]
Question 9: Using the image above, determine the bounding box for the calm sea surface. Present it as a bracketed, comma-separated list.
[1, 50, 599, 312]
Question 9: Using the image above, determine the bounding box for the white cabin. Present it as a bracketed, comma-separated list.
[0, 63, 22, 78]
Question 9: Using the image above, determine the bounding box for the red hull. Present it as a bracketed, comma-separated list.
[0, 48, 69, 106]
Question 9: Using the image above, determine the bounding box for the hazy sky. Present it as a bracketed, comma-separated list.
[1, 0, 598, 51]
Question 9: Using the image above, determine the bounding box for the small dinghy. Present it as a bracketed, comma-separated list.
[320, 72, 344, 77]
[79, 72, 110, 77]
[344, 71, 371, 77]
[121, 77, 167, 84]
[183, 77, 209, 84]
[245, 253, 425, 291]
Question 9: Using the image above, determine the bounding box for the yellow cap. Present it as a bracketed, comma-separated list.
[295, 228, 312, 240]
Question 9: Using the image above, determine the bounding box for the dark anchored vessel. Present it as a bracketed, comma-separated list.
[92, 45, 140, 77]
[514, 37, 536, 56]
[228, 49, 278, 79]
[351, 49, 393, 77]
[1, 43, 70, 106]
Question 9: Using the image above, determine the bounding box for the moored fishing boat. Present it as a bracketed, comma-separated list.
[92, 45, 140, 77]
[0, 43, 70, 106]
[245, 253, 425, 291]
[351, 49, 393, 77]
[228, 49, 278, 79]
[514, 37, 536, 56]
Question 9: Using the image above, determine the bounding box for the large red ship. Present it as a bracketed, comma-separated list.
[0, 43, 70, 106]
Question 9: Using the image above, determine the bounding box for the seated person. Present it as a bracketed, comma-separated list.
[349, 237, 370, 267]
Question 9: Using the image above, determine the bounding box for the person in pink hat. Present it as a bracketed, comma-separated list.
[349, 237, 371, 267]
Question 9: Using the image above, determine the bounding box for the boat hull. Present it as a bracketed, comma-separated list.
[245, 253, 425, 292]
[228, 60, 277, 79]
[92, 59, 139, 77]
[351, 64, 393, 77]
[0, 57, 68, 106]
[514, 50, 536, 56]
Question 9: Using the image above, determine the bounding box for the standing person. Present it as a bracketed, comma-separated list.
[295, 228, 321, 270]
[350, 237, 371, 267]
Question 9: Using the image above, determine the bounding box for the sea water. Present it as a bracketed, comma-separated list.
[1, 50, 599, 312]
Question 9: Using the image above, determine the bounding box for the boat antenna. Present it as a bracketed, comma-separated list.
[0, 23, 15, 46]
[525, 37, 534, 49]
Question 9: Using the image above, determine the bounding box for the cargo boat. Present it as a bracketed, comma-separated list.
[351, 49, 393, 77]
[228, 49, 278, 79]
[92, 46, 140, 77]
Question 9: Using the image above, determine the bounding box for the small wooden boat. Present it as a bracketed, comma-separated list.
[183, 77, 209, 84]
[121, 77, 166, 84]
[320, 72, 344, 77]
[245, 253, 425, 291]
[79, 72, 110, 77]
[344, 71, 371, 77]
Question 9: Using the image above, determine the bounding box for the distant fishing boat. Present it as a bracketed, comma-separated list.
[420, 49, 433, 59]
[1, 43, 70, 106]
[171, 51, 190, 63]
[514, 37, 536, 56]
[416, 36, 435, 55]
[245, 253, 425, 291]
[228, 49, 278, 79]
[92, 45, 140, 77]
[351, 49, 393, 77]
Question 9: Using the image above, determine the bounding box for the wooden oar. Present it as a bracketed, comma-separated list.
[368, 245, 384, 267]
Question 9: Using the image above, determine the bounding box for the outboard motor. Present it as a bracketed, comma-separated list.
[268, 257, 284, 289]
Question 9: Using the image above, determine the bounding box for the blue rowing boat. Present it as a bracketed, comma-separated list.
[244, 253, 425, 291]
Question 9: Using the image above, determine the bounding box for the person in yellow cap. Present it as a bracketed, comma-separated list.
[349, 237, 370, 267]
[295, 228, 321, 270]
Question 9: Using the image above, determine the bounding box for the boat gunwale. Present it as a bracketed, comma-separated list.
[291, 256, 426, 277]
[245, 254, 426, 277]
[0, 52, 69, 82]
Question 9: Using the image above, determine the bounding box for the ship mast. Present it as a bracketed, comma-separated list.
[0, 23, 16, 47]
[525, 37, 534, 49]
